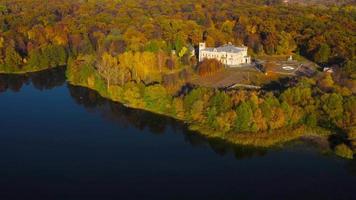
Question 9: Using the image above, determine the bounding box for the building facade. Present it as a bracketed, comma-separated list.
[198, 42, 251, 67]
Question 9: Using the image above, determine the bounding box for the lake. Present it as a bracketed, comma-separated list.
[0, 68, 355, 200]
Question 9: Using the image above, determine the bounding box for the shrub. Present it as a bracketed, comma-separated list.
[334, 144, 353, 159]
[197, 59, 224, 77]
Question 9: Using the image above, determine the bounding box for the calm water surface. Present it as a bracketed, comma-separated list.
[0, 68, 355, 200]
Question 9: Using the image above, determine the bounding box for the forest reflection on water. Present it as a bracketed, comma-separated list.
[0, 67, 66, 93]
[67, 84, 269, 160]
[67, 85, 356, 180]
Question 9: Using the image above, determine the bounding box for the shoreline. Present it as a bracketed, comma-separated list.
[67, 79, 332, 148]
[0, 66, 335, 150]
[0, 66, 61, 75]
[2, 67, 349, 158]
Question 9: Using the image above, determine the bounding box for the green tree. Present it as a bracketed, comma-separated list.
[27, 49, 42, 69]
[276, 31, 296, 55]
[314, 44, 331, 64]
[123, 83, 144, 107]
[235, 102, 253, 132]
[334, 144, 353, 159]
[206, 106, 218, 128]
[343, 96, 356, 127]
[321, 93, 344, 124]
[144, 84, 171, 112]
[184, 88, 209, 111]
[190, 100, 205, 122]
[209, 91, 232, 114]
[5, 46, 22, 70]
[305, 113, 317, 127]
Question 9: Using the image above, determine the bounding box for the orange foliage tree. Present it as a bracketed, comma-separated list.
[197, 59, 224, 77]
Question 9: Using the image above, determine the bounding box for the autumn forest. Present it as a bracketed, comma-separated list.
[0, 0, 355, 159]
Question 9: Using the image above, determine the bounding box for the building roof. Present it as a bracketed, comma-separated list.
[202, 44, 247, 53]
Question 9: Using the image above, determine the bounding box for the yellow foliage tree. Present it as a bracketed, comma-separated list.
[269, 107, 286, 130]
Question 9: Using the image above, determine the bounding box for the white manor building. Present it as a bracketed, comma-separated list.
[198, 42, 251, 67]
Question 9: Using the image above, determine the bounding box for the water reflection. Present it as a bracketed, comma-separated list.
[0, 67, 66, 93]
[68, 84, 268, 160]
[0, 67, 353, 165]
[1, 68, 356, 200]
[346, 159, 356, 176]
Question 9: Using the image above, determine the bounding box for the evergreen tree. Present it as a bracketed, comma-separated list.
[57, 45, 67, 65]
[5, 46, 22, 70]
[235, 102, 253, 132]
[28, 49, 42, 69]
[321, 93, 344, 123]
[314, 44, 331, 64]
[39, 47, 50, 68]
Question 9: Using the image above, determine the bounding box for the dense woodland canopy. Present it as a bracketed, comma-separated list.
[284, 0, 355, 6]
[0, 0, 355, 158]
[0, 0, 355, 72]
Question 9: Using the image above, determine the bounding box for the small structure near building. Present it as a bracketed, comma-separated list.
[199, 42, 251, 67]
[288, 55, 293, 61]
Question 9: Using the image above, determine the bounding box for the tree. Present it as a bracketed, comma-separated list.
[197, 59, 224, 77]
[314, 44, 331, 64]
[96, 52, 120, 88]
[281, 86, 313, 106]
[172, 98, 185, 119]
[27, 49, 42, 68]
[261, 31, 278, 55]
[0, 37, 4, 49]
[206, 106, 218, 128]
[343, 96, 356, 127]
[269, 107, 286, 130]
[235, 102, 253, 132]
[209, 91, 232, 114]
[253, 108, 268, 131]
[46, 45, 67, 67]
[144, 84, 171, 112]
[276, 31, 296, 55]
[123, 27, 147, 51]
[305, 113, 317, 127]
[183, 87, 209, 111]
[190, 100, 205, 122]
[221, 20, 234, 35]
[334, 144, 353, 159]
[178, 46, 188, 57]
[166, 58, 175, 70]
[216, 110, 236, 133]
[123, 82, 144, 107]
[321, 93, 344, 124]
[318, 73, 334, 92]
[5, 46, 22, 69]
